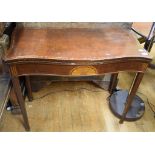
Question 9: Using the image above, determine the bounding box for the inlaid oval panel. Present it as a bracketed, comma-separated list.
[70, 66, 98, 75]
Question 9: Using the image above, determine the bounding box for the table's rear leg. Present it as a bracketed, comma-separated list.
[119, 72, 144, 124]
[11, 76, 30, 131]
[109, 73, 118, 94]
[25, 76, 33, 101]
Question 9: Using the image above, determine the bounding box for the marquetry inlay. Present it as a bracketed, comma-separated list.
[70, 66, 98, 76]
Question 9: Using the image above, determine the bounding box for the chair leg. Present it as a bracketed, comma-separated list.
[25, 76, 33, 101]
[11, 76, 30, 131]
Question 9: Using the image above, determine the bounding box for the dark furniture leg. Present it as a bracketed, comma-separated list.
[9, 77, 28, 114]
[11, 76, 30, 131]
[109, 73, 118, 94]
[119, 72, 144, 123]
[9, 87, 21, 114]
[25, 76, 33, 101]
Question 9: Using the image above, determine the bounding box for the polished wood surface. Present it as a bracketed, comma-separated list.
[1, 71, 155, 132]
[10, 61, 149, 77]
[4, 26, 150, 64]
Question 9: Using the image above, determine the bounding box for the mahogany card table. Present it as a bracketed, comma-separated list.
[3, 26, 151, 131]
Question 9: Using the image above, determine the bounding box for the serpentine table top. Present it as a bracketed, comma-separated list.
[4, 26, 151, 65]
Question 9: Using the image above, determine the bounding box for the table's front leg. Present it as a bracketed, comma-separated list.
[11, 76, 30, 131]
[119, 72, 144, 124]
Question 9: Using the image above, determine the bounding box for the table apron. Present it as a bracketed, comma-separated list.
[9, 61, 148, 77]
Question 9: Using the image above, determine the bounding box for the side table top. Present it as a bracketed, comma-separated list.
[4, 26, 151, 64]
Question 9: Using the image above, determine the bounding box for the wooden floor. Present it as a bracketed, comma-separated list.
[1, 68, 155, 132]
[1, 23, 155, 132]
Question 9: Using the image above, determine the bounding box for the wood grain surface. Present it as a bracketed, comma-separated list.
[4, 26, 150, 63]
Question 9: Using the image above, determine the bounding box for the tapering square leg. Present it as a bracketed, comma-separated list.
[25, 76, 33, 101]
[119, 72, 144, 123]
[11, 76, 30, 131]
[109, 73, 118, 94]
